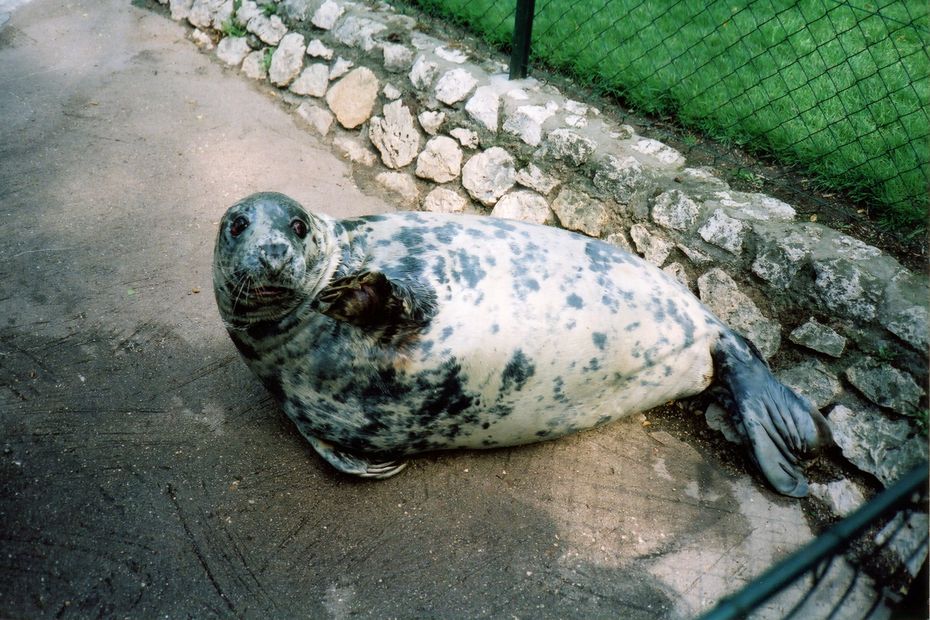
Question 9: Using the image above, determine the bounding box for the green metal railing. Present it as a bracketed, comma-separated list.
[699, 463, 928, 620]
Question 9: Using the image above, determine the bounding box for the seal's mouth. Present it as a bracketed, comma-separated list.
[249, 285, 293, 300]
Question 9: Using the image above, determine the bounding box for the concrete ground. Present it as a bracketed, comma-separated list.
[0, 1, 875, 618]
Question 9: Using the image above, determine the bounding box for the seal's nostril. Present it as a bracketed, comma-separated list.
[264, 242, 289, 259]
[258, 242, 292, 273]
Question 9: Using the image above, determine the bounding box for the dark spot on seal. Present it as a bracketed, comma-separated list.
[595, 415, 612, 426]
[487, 218, 517, 232]
[625, 321, 641, 332]
[440, 326, 454, 341]
[393, 227, 425, 247]
[431, 222, 461, 244]
[409, 360, 474, 421]
[535, 430, 550, 437]
[583, 358, 601, 373]
[501, 349, 535, 393]
[567, 293, 584, 309]
[553, 377, 569, 403]
[451, 249, 486, 288]
[490, 324, 500, 334]
[432, 257, 448, 284]
[585, 241, 619, 273]
[592, 332, 607, 350]
[665, 299, 696, 348]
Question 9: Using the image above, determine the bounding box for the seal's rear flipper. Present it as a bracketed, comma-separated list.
[712, 331, 833, 497]
[307, 436, 407, 480]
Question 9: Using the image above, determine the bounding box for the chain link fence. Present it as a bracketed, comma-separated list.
[396, 0, 929, 232]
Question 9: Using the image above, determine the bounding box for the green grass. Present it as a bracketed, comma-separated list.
[405, 0, 930, 230]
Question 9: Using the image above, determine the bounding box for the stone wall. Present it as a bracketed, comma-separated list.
[162, 0, 926, 523]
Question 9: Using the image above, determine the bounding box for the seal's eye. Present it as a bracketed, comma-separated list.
[291, 219, 308, 239]
[229, 216, 249, 238]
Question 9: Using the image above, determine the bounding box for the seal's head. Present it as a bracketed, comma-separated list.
[213, 192, 336, 326]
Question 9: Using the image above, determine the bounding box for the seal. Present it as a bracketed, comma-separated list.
[213, 192, 832, 497]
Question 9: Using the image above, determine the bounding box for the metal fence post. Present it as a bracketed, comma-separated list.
[509, 0, 536, 79]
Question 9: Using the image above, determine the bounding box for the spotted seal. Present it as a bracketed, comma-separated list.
[213, 192, 832, 497]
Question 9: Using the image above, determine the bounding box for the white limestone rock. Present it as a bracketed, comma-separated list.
[809, 479, 867, 518]
[490, 191, 552, 225]
[551, 187, 611, 238]
[235, 0, 260, 24]
[751, 224, 820, 288]
[698, 268, 781, 359]
[544, 129, 597, 166]
[663, 262, 690, 288]
[435, 45, 468, 63]
[829, 404, 928, 487]
[408, 56, 439, 90]
[629, 224, 673, 266]
[333, 136, 376, 167]
[382, 83, 402, 100]
[881, 271, 929, 350]
[777, 359, 843, 409]
[190, 29, 215, 51]
[417, 110, 445, 136]
[434, 68, 478, 106]
[631, 137, 685, 167]
[328, 57, 353, 80]
[515, 164, 560, 195]
[241, 50, 267, 80]
[503, 102, 558, 146]
[465, 86, 500, 133]
[423, 187, 468, 214]
[247, 14, 287, 46]
[306, 39, 334, 60]
[216, 36, 250, 66]
[311, 0, 344, 30]
[461, 147, 516, 206]
[789, 319, 847, 357]
[449, 127, 478, 149]
[375, 172, 419, 207]
[290, 63, 329, 97]
[415, 136, 463, 183]
[592, 154, 650, 209]
[369, 100, 421, 169]
[269, 33, 306, 87]
[295, 102, 333, 136]
[169, 0, 195, 21]
[382, 43, 414, 73]
[651, 189, 700, 231]
[846, 359, 923, 418]
[188, 0, 231, 30]
[699, 209, 746, 255]
[325, 67, 379, 129]
[333, 16, 386, 52]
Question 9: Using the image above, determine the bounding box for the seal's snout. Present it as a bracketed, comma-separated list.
[258, 241, 293, 275]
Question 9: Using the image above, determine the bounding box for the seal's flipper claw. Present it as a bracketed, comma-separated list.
[307, 436, 407, 480]
[738, 401, 809, 497]
[712, 331, 833, 497]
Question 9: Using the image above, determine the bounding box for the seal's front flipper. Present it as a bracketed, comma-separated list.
[307, 436, 407, 480]
[315, 271, 436, 341]
[712, 331, 833, 497]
